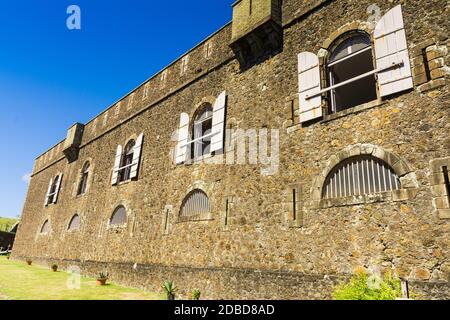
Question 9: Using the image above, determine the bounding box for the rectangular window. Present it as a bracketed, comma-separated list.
[292, 189, 297, 221]
[444, 166, 450, 205]
[422, 48, 432, 82]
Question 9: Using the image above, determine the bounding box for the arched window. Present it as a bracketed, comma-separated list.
[77, 162, 90, 196]
[327, 33, 377, 113]
[180, 189, 211, 217]
[322, 155, 400, 199]
[119, 140, 135, 182]
[110, 206, 127, 226]
[68, 214, 81, 231]
[40, 220, 50, 234]
[191, 104, 213, 160]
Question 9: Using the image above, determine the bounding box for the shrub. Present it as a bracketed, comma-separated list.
[333, 270, 404, 300]
[98, 271, 109, 280]
[192, 289, 201, 300]
[162, 281, 177, 300]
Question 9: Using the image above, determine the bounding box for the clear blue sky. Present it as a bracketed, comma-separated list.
[0, 0, 232, 218]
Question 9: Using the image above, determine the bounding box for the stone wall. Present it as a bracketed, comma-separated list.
[13, 0, 449, 299]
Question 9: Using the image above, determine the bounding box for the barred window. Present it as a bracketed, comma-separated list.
[68, 214, 80, 231]
[40, 220, 50, 234]
[180, 190, 210, 217]
[322, 156, 400, 199]
[110, 206, 127, 226]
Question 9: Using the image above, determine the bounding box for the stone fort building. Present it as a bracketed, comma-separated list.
[13, 0, 449, 299]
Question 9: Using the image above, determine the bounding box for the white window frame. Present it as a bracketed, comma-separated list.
[115, 142, 135, 183]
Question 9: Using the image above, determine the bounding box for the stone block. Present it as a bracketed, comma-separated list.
[430, 158, 450, 173]
[429, 172, 446, 186]
[434, 196, 450, 209]
[438, 209, 450, 219]
[430, 67, 448, 80]
[414, 73, 429, 86]
[430, 184, 448, 197]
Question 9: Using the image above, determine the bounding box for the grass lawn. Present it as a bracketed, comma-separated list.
[0, 256, 163, 300]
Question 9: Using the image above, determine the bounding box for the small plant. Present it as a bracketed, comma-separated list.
[96, 271, 109, 286]
[6, 252, 11, 260]
[192, 289, 201, 300]
[51, 264, 58, 272]
[26, 259, 32, 266]
[162, 281, 177, 300]
[333, 269, 407, 300]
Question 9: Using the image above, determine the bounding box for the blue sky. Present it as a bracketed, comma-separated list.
[0, 1, 232, 218]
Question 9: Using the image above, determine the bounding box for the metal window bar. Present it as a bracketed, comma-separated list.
[327, 46, 372, 67]
[181, 190, 210, 217]
[306, 61, 403, 100]
[322, 156, 401, 200]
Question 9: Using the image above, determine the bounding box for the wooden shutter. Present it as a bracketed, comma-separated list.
[53, 173, 63, 204]
[130, 133, 144, 179]
[175, 113, 190, 164]
[44, 177, 53, 207]
[374, 5, 413, 97]
[211, 91, 227, 153]
[298, 52, 322, 123]
[111, 145, 123, 185]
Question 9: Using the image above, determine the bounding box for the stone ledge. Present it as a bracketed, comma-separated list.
[321, 99, 386, 123]
[318, 189, 418, 209]
[176, 213, 215, 223]
[437, 209, 450, 219]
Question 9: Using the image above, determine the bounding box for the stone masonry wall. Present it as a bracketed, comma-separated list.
[13, 0, 449, 299]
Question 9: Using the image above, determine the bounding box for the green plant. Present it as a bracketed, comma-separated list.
[192, 289, 201, 300]
[98, 271, 109, 280]
[333, 270, 405, 300]
[162, 281, 177, 300]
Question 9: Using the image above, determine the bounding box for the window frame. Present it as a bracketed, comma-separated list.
[322, 155, 401, 200]
[118, 140, 135, 183]
[40, 219, 50, 235]
[190, 103, 214, 162]
[178, 189, 214, 223]
[47, 175, 60, 204]
[67, 214, 81, 232]
[109, 205, 127, 227]
[77, 162, 90, 196]
[325, 32, 380, 114]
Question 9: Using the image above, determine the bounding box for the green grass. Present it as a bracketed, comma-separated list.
[0, 217, 17, 232]
[0, 257, 163, 300]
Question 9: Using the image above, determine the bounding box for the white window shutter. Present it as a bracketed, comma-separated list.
[374, 5, 413, 97]
[175, 113, 190, 164]
[111, 145, 123, 185]
[44, 177, 53, 207]
[53, 173, 63, 204]
[211, 91, 227, 153]
[298, 52, 322, 123]
[130, 133, 144, 179]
